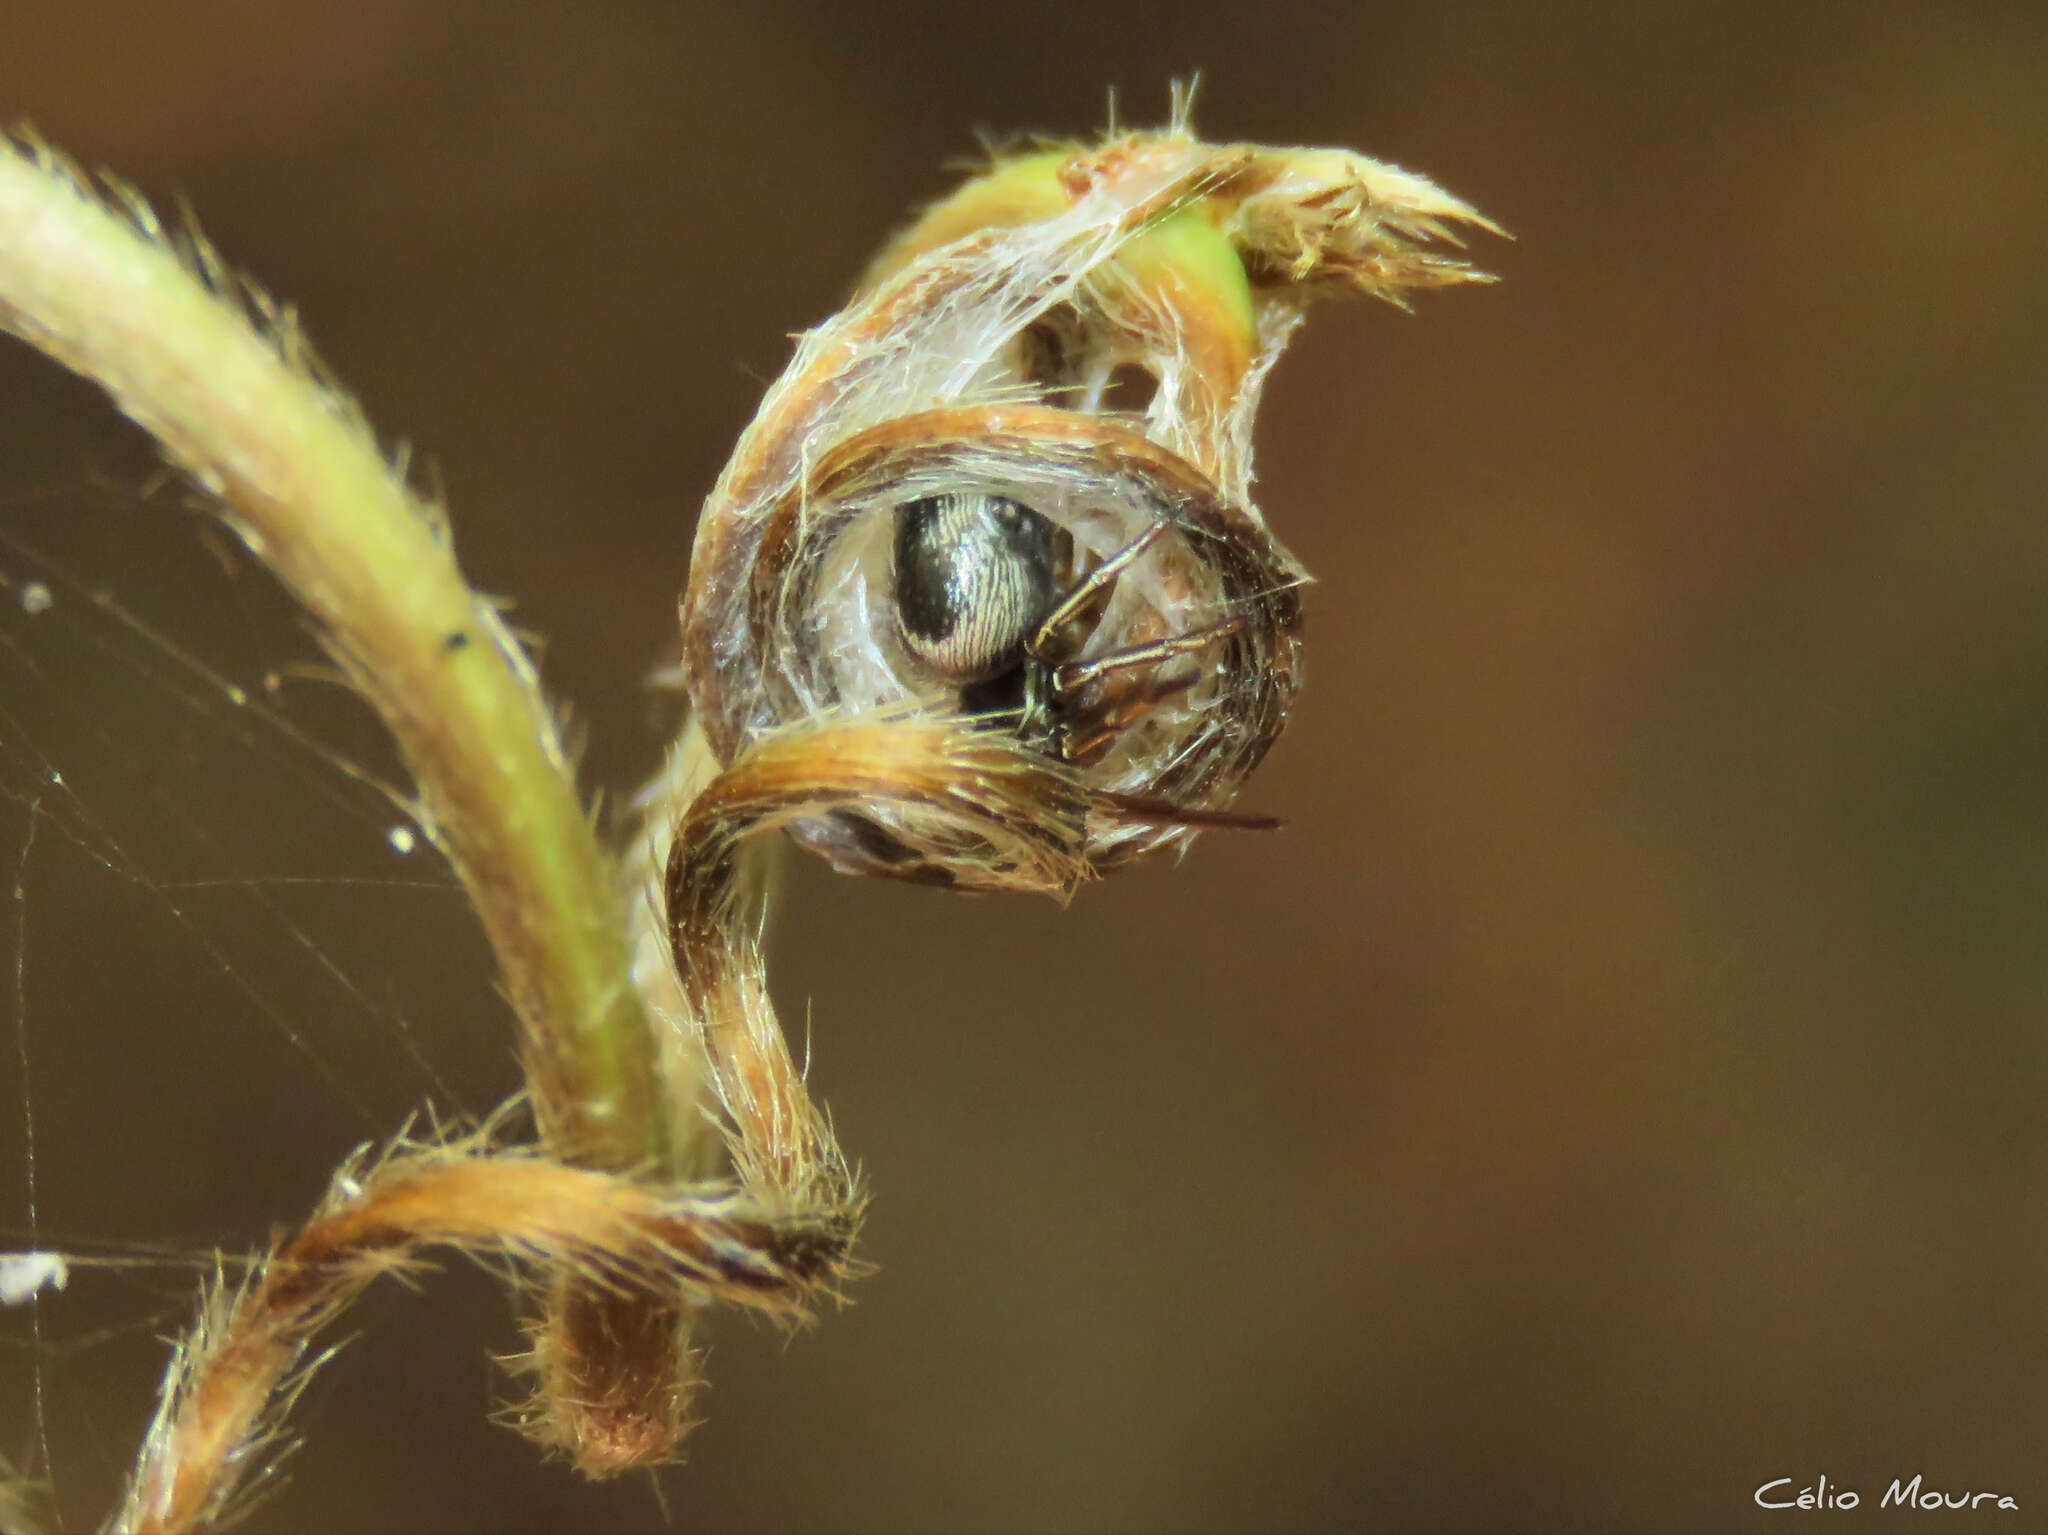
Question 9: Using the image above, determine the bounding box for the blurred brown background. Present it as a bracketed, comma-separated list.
[2, 4, 2045, 1531]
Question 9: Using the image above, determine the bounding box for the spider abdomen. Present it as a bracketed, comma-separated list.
[893, 492, 1059, 684]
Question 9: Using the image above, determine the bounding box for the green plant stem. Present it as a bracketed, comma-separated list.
[0, 142, 667, 1170]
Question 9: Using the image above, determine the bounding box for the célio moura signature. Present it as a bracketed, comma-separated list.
[1755, 1474, 2018, 1512]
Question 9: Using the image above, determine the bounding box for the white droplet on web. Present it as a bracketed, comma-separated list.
[387, 825, 417, 855]
[19, 581, 52, 615]
[0, 1252, 68, 1307]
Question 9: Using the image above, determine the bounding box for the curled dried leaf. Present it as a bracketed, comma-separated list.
[678, 128, 1497, 890]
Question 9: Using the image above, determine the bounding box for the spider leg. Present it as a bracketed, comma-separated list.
[1094, 789, 1284, 832]
[1028, 519, 1172, 658]
[1056, 668, 1203, 765]
[1049, 616, 1243, 696]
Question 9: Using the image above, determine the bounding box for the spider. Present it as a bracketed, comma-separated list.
[892, 491, 1270, 831]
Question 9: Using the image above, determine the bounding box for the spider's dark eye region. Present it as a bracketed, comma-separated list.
[892, 492, 1058, 684]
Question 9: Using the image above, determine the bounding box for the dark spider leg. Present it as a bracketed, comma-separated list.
[1058, 669, 1203, 765]
[1049, 617, 1244, 696]
[1027, 520, 1173, 658]
[1027, 526, 1264, 824]
[1052, 615, 1277, 828]
[1094, 790, 1284, 832]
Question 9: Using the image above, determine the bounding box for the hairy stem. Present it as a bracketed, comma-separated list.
[115, 1145, 830, 1534]
[0, 139, 672, 1169]
[667, 715, 1086, 1199]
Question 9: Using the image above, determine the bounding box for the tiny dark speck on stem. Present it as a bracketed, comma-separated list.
[445, 630, 470, 652]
